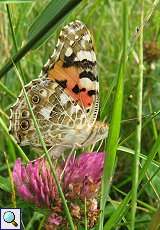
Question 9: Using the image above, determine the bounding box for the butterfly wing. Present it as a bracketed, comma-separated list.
[9, 78, 88, 148]
[40, 20, 99, 126]
[9, 21, 102, 155]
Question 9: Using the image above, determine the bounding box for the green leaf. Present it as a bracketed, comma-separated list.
[99, 1, 128, 229]
[143, 163, 160, 199]
[28, 0, 76, 49]
[0, 176, 11, 192]
[0, 0, 32, 3]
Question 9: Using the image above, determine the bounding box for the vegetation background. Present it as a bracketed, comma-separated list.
[0, 0, 160, 229]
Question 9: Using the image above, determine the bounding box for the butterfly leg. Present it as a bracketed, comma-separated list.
[75, 143, 83, 148]
[60, 146, 76, 179]
[48, 144, 70, 159]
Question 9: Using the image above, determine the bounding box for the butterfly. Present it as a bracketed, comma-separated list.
[9, 20, 108, 158]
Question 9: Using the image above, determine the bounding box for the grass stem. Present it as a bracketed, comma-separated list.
[6, 5, 75, 228]
[99, 1, 128, 229]
[131, 2, 144, 229]
[14, 65, 75, 230]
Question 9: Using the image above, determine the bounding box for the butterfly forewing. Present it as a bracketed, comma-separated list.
[41, 20, 99, 126]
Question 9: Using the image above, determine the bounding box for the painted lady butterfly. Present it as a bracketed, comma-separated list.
[9, 20, 108, 158]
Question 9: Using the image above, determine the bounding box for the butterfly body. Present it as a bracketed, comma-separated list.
[9, 20, 108, 157]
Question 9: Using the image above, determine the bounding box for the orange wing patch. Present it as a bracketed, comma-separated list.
[48, 60, 93, 108]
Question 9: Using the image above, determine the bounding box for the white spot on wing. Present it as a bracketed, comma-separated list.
[70, 104, 80, 115]
[76, 50, 94, 62]
[91, 50, 96, 62]
[40, 107, 52, 120]
[68, 28, 76, 34]
[70, 40, 74, 45]
[80, 78, 96, 90]
[80, 39, 87, 49]
[83, 34, 90, 41]
[75, 34, 79, 39]
[96, 82, 99, 91]
[65, 47, 73, 57]
[60, 93, 69, 105]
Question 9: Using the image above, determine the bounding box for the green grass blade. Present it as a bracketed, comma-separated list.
[25, 212, 44, 230]
[112, 186, 156, 213]
[0, 176, 11, 192]
[104, 194, 131, 230]
[104, 133, 160, 229]
[13, 65, 75, 229]
[28, 0, 79, 49]
[0, 0, 32, 3]
[6, 4, 18, 52]
[6, 4, 75, 227]
[0, 117, 29, 162]
[0, 80, 16, 99]
[131, 2, 144, 229]
[84, 197, 88, 230]
[120, 110, 160, 146]
[4, 152, 16, 208]
[99, 1, 128, 229]
[148, 99, 158, 140]
[0, 108, 8, 120]
[118, 146, 160, 168]
[6, 4, 26, 82]
[0, 0, 81, 79]
[139, 136, 160, 182]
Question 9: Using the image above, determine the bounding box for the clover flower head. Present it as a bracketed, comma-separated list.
[13, 158, 59, 208]
[64, 152, 105, 199]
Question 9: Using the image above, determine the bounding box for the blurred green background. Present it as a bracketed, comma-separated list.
[0, 0, 160, 229]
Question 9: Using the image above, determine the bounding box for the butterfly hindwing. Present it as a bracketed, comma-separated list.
[9, 78, 88, 147]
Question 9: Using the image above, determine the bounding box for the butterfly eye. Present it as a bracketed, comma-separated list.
[20, 120, 30, 130]
[32, 94, 40, 104]
[21, 110, 29, 118]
